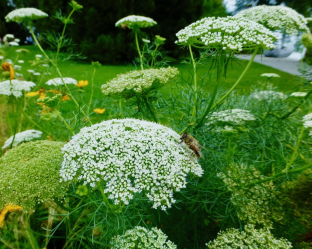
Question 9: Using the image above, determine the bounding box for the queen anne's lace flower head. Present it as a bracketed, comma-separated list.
[290, 92, 307, 97]
[2, 130, 42, 150]
[60, 118, 203, 210]
[0, 141, 68, 212]
[249, 90, 287, 101]
[206, 224, 292, 248]
[110, 226, 177, 249]
[235, 5, 309, 35]
[303, 113, 312, 129]
[206, 109, 256, 133]
[5, 8, 48, 23]
[45, 77, 77, 86]
[0, 79, 36, 98]
[261, 73, 280, 78]
[116, 15, 157, 29]
[9, 41, 19, 46]
[101, 67, 179, 95]
[175, 16, 276, 52]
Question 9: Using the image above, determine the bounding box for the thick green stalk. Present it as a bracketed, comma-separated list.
[210, 48, 258, 112]
[189, 45, 198, 120]
[135, 29, 144, 70]
[142, 96, 158, 123]
[87, 67, 96, 115]
[283, 125, 305, 172]
[55, 9, 75, 63]
[194, 48, 258, 130]
[28, 24, 92, 125]
[55, 109, 75, 136]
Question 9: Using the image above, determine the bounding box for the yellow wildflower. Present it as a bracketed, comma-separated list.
[61, 95, 70, 101]
[84, 117, 88, 122]
[0, 204, 22, 228]
[94, 108, 106, 114]
[9, 65, 14, 80]
[76, 80, 88, 88]
[26, 91, 40, 97]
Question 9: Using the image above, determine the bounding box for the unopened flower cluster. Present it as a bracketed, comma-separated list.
[206, 224, 292, 248]
[249, 91, 287, 101]
[235, 5, 309, 35]
[0, 141, 68, 212]
[2, 130, 42, 150]
[175, 16, 276, 52]
[218, 164, 284, 228]
[60, 118, 203, 210]
[206, 109, 256, 133]
[101, 67, 179, 95]
[110, 226, 177, 249]
[0, 79, 36, 98]
[116, 15, 157, 29]
[5, 8, 48, 23]
[46, 77, 77, 86]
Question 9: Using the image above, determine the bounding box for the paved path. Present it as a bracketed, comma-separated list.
[237, 52, 303, 75]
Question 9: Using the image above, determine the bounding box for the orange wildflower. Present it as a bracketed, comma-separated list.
[61, 95, 70, 101]
[0, 204, 22, 228]
[9, 65, 14, 80]
[76, 80, 88, 88]
[94, 108, 106, 114]
[40, 105, 52, 114]
[1, 62, 11, 71]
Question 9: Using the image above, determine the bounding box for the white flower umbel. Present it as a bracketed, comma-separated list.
[290, 92, 307, 97]
[111, 226, 177, 249]
[206, 224, 292, 249]
[2, 130, 42, 150]
[101, 67, 179, 95]
[5, 8, 48, 23]
[60, 118, 203, 210]
[175, 16, 276, 52]
[17, 60, 24, 63]
[9, 41, 19, 46]
[116, 15, 157, 29]
[13, 65, 22, 71]
[3, 34, 14, 42]
[303, 113, 312, 128]
[35, 54, 43, 58]
[249, 91, 287, 101]
[261, 73, 280, 78]
[235, 5, 309, 35]
[45, 77, 77, 86]
[0, 79, 36, 98]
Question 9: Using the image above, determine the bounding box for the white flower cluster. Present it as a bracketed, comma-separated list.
[206, 224, 292, 249]
[9, 42, 19, 46]
[0, 79, 36, 98]
[116, 15, 157, 29]
[101, 67, 179, 95]
[206, 109, 256, 133]
[235, 5, 309, 35]
[2, 130, 42, 150]
[290, 92, 307, 97]
[303, 113, 312, 129]
[261, 73, 280, 78]
[110, 226, 177, 249]
[45, 77, 77, 86]
[175, 16, 276, 52]
[60, 118, 203, 210]
[5, 8, 48, 23]
[249, 91, 287, 101]
[218, 164, 284, 228]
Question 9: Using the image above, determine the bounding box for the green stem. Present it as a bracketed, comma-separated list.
[55, 109, 75, 136]
[189, 45, 198, 120]
[283, 125, 305, 172]
[23, 213, 40, 249]
[245, 163, 312, 188]
[151, 44, 159, 68]
[55, 9, 75, 63]
[87, 67, 96, 115]
[28, 24, 92, 126]
[210, 48, 258, 112]
[96, 182, 110, 207]
[142, 96, 158, 123]
[135, 29, 144, 70]
[19, 108, 51, 136]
